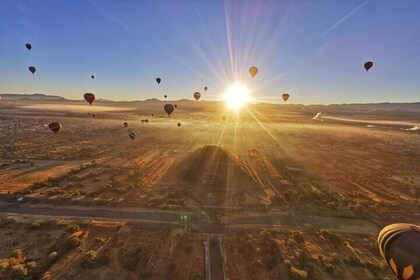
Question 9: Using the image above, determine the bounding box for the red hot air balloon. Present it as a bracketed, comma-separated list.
[364, 61, 373, 71]
[164, 104, 174, 116]
[84, 93, 95, 105]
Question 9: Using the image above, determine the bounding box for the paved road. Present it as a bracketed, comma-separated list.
[0, 203, 388, 235]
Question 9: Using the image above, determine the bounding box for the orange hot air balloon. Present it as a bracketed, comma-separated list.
[364, 61, 373, 71]
[84, 93, 95, 105]
[248, 148, 257, 158]
[378, 223, 420, 280]
[193, 92, 201, 101]
[164, 104, 174, 116]
[282, 93, 290, 102]
[48, 122, 62, 134]
[249, 66, 258, 78]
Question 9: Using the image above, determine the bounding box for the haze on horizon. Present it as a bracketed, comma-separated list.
[0, 0, 419, 105]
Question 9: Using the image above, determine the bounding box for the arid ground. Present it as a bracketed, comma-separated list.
[0, 98, 419, 280]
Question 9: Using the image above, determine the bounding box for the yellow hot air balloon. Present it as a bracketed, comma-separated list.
[249, 66, 258, 78]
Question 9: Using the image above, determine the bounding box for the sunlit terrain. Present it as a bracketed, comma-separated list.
[0, 98, 419, 279]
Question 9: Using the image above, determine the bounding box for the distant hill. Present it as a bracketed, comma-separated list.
[0, 93, 67, 101]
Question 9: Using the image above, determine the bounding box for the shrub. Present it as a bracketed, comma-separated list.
[293, 231, 304, 244]
[13, 249, 23, 259]
[81, 250, 98, 268]
[94, 237, 106, 244]
[290, 266, 308, 279]
[66, 224, 80, 233]
[9, 264, 27, 280]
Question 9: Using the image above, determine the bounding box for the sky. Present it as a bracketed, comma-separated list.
[0, 0, 419, 104]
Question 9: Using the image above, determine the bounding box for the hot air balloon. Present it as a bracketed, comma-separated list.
[249, 66, 258, 78]
[248, 148, 257, 158]
[123, 122, 128, 128]
[129, 132, 136, 140]
[151, 114, 154, 117]
[174, 104, 178, 109]
[145, 119, 149, 124]
[282, 93, 290, 102]
[91, 75, 94, 79]
[48, 122, 62, 134]
[88, 113, 91, 117]
[204, 86, 208, 92]
[164, 95, 167, 99]
[26, 43, 32, 50]
[84, 93, 95, 105]
[141, 120, 145, 124]
[193, 92, 201, 101]
[164, 104, 174, 116]
[177, 123, 181, 127]
[29, 66, 36, 74]
[364, 61, 373, 71]
[378, 223, 420, 280]
[156, 78, 161, 84]
[92, 114, 96, 118]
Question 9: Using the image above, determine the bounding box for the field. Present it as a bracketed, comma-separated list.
[0, 98, 419, 279]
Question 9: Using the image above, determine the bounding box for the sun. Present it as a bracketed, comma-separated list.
[224, 82, 250, 110]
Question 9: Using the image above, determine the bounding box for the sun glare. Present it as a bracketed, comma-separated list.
[224, 83, 250, 110]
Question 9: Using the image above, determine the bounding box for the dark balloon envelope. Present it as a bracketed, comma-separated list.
[48, 122, 62, 134]
[378, 223, 420, 280]
[84, 93, 95, 105]
[164, 104, 174, 116]
[156, 78, 161, 84]
[177, 123, 181, 127]
[174, 104, 178, 109]
[123, 122, 128, 128]
[193, 92, 201, 101]
[164, 95, 167, 99]
[204, 86, 208, 92]
[282, 93, 290, 102]
[29, 66, 36, 74]
[129, 132, 136, 140]
[91, 75, 94, 79]
[26, 43, 32, 50]
[364, 61, 373, 71]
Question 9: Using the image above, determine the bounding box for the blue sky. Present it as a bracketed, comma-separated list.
[0, 0, 419, 104]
